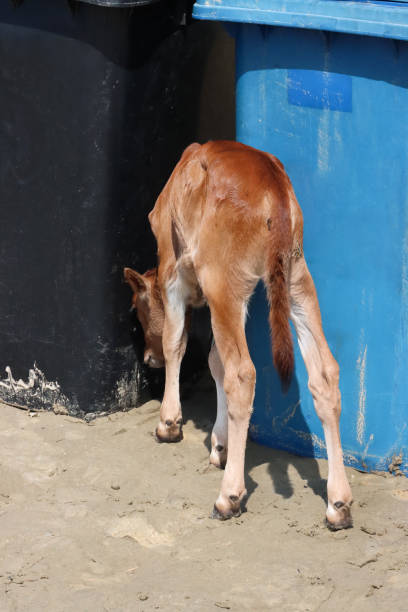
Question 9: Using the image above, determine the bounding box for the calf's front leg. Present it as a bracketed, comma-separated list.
[208, 340, 228, 469]
[155, 278, 188, 443]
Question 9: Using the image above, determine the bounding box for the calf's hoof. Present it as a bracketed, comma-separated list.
[209, 444, 228, 470]
[211, 503, 241, 521]
[211, 492, 245, 521]
[155, 418, 183, 443]
[326, 500, 353, 531]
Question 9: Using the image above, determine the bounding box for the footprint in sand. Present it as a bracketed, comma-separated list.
[392, 489, 408, 501]
[107, 513, 174, 548]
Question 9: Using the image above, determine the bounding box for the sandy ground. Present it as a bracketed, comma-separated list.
[1, 378, 408, 612]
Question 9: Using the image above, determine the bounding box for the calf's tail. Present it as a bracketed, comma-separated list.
[265, 207, 294, 392]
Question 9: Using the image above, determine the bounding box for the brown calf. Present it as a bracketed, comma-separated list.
[124, 140, 352, 530]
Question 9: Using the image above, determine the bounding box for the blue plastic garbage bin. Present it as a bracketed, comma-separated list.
[193, 0, 408, 476]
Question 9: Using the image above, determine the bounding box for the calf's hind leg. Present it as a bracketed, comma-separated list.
[205, 290, 256, 519]
[290, 257, 353, 530]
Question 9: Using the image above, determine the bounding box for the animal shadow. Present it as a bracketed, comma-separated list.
[182, 370, 327, 508]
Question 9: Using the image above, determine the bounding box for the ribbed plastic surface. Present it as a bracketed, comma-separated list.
[194, 0, 408, 40]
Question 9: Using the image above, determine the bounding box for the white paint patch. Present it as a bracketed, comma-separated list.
[0, 365, 59, 394]
[272, 400, 300, 432]
[0, 364, 74, 412]
[317, 109, 330, 174]
[343, 452, 359, 465]
[361, 433, 374, 463]
[115, 363, 142, 411]
[289, 428, 326, 451]
[356, 345, 367, 445]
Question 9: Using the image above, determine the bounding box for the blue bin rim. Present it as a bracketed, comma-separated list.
[193, 0, 408, 41]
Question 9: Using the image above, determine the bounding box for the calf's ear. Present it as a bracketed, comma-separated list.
[123, 267, 146, 295]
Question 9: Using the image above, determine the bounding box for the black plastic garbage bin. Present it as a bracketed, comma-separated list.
[0, 0, 234, 416]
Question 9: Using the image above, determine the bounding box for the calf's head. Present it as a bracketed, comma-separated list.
[124, 267, 165, 368]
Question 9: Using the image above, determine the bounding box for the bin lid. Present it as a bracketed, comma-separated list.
[193, 0, 408, 41]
